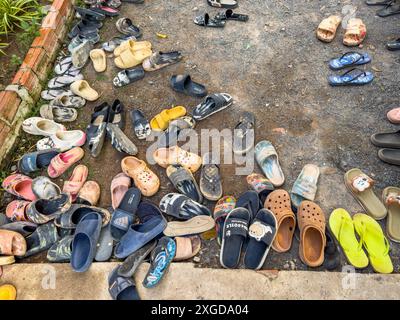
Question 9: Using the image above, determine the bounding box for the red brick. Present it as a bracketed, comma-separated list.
[12, 68, 42, 100]
[31, 28, 60, 59]
[21, 47, 50, 81]
[52, 0, 72, 17]
[0, 121, 12, 148]
[0, 91, 22, 124]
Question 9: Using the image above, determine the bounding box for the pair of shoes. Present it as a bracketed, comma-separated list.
[371, 131, 400, 166]
[114, 39, 152, 69]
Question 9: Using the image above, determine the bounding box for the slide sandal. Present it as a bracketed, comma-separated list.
[329, 52, 371, 70]
[102, 35, 136, 52]
[329, 208, 368, 268]
[153, 146, 202, 173]
[371, 130, 400, 149]
[0, 221, 37, 237]
[382, 187, 400, 242]
[71, 212, 102, 272]
[47, 235, 74, 262]
[86, 103, 110, 158]
[378, 148, 400, 165]
[246, 173, 274, 203]
[37, 129, 86, 151]
[150, 106, 187, 131]
[344, 168, 387, 220]
[343, 18, 367, 46]
[194, 13, 225, 27]
[377, 1, 400, 17]
[2, 174, 37, 201]
[236, 190, 260, 221]
[90, 49, 107, 73]
[5, 200, 30, 222]
[22, 117, 65, 136]
[41, 89, 73, 101]
[76, 181, 101, 206]
[108, 266, 140, 300]
[70, 80, 99, 102]
[116, 17, 141, 37]
[170, 74, 207, 98]
[323, 227, 341, 271]
[111, 173, 132, 209]
[264, 190, 296, 252]
[113, 67, 145, 87]
[62, 165, 88, 202]
[26, 193, 71, 224]
[213, 196, 236, 245]
[107, 124, 138, 155]
[163, 215, 215, 237]
[32, 176, 61, 199]
[114, 39, 152, 57]
[316, 15, 342, 43]
[40, 104, 78, 123]
[199, 153, 222, 201]
[220, 207, 250, 268]
[130, 109, 151, 140]
[290, 164, 320, 208]
[159, 193, 211, 220]
[118, 240, 157, 277]
[328, 68, 373, 86]
[114, 47, 152, 69]
[387, 107, 400, 124]
[24, 222, 59, 258]
[47, 147, 85, 178]
[50, 93, 86, 109]
[143, 236, 176, 288]
[158, 116, 196, 148]
[255, 140, 285, 187]
[192, 93, 233, 121]
[243, 209, 277, 270]
[233, 112, 255, 155]
[110, 187, 141, 240]
[0, 230, 27, 256]
[54, 204, 110, 229]
[143, 51, 183, 72]
[17, 149, 59, 175]
[215, 9, 248, 21]
[47, 74, 83, 89]
[353, 213, 393, 274]
[207, 0, 238, 9]
[95, 225, 114, 262]
[166, 165, 203, 203]
[173, 236, 201, 261]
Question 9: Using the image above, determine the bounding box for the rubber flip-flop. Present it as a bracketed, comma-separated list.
[95, 225, 114, 262]
[118, 240, 157, 277]
[47, 235, 74, 262]
[243, 209, 277, 270]
[328, 68, 373, 86]
[353, 213, 393, 273]
[254, 140, 285, 187]
[113, 67, 145, 87]
[233, 112, 255, 155]
[344, 168, 387, 220]
[24, 222, 59, 258]
[166, 165, 203, 203]
[159, 193, 211, 220]
[213, 196, 236, 245]
[143, 236, 176, 288]
[236, 190, 260, 221]
[54, 204, 110, 229]
[2, 174, 37, 201]
[47, 147, 85, 178]
[163, 215, 215, 237]
[371, 130, 400, 149]
[290, 164, 320, 208]
[382, 187, 400, 242]
[108, 266, 140, 300]
[62, 165, 88, 202]
[329, 52, 371, 70]
[220, 207, 250, 268]
[26, 193, 72, 224]
[199, 152, 222, 201]
[329, 209, 368, 269]
[17, 149, 59, 175]
[130, 109, 151, 140]
[111, 173, 132, 209]
[71, 212, 102, 272]
[170, 74, 207, 98]
[32, 176, 61, 199]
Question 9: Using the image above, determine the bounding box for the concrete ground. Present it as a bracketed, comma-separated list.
[1, 0, 400, 274]
[1, 262, 400, 299]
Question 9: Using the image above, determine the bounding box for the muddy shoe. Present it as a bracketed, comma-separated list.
[32, 176, 61, 200]
[106, 124, 138, 155]
[40, 104, 78, 123]
[142, 51, 183, 71]
[47, 235, 74, 262]
[116, 17, 141, 37]
[86, 103, 110, 158]
[24, 222, 59, 258]
[71, 40, 92, 68]
[159, 193, 211, 220]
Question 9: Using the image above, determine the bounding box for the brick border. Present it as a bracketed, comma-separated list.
[0, 0, 74, 166]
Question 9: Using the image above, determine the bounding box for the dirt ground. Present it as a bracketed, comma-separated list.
[1, 0, 400, 272]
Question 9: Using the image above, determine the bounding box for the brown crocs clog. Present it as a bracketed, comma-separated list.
[0, 230, 27, 257]
[297, 201, 326, 267]
[264, 190, 296, 253]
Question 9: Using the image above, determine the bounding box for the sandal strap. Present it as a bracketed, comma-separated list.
[224, 217, 248, 238]
[341, 68, 366, 83]
[248, 219, 276, 245]
[350, 173, 374, 193]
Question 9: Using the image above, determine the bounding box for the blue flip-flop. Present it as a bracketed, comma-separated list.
[18, 149, 59, 175]
[329, 52, 371, 70]
[328, 68, 374, 86]
[143, 237, 176, 288]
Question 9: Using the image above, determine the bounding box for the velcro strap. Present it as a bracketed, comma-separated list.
[248, 220, 276, 245]
[224, 218, 248, 238]
[351, 174, 374, 193]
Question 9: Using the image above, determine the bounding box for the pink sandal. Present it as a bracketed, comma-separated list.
[5, 200, 30, 221]
[1, 174, 37, 201]
[111, 173, 131, 209]
[48, 147, 85, 178]
[62, 164, 88, 202]
[387, 107, 400, 124]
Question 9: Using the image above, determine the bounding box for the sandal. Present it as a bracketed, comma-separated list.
[32, 176, 61, 199]
[0, 230, 26, 256]
[17, 149, 59, 175]
[194, 13, 226, 28]
[199, 153, 222, 201]
[5, 200, 30, 222]
[316, 15, 342, 43]
[106, 124, 138, 155]
[116, 17, 141, 37]
[108, 266, 140, 300]
[193, 93, 233, 120]
[387, 107, 400, 124]
[70, 80, 99, 101]
[213, 196, 236, 245]
[371, 130, 400, 148]
[62, 165, 89, 202]
[166, 165, 203, 203]
[290, 164, 320, 208]
[47, 147, 85, 178]
[86, 103, 110, 157]
[150, 106, 187, 131]
[22, 117, 65, 136]
[142, 51, 183, 72]
[111, 173, 132, 209]
[207, 0, 238, 8]
[215, 9, 248, 21]
[2, 174, 37, 201]
[89, 49, 107, 72]
[47, 235, 74, 262]
[130, 109, 151, 139]
[102, 35, 136, 52]
[159, 193, 211, 220]
[26, 193, 72, 224]
[0, 285, 16, 299]
[41, 89, 73, 101]
[114, 39, 151, 56]
[377, 148, 400, 165]
[47, 74, 83, 89]
[173, 235, 201, 261]
[24, 222, 59, 258]
[76, 181, 101, 206]
[49, 93, 86, 109]
[40, 104, 78, 123]
[233, 111, 255, 155]
[0, 221, 37, 237]
[118, 240, 157, 277]
[153, 145, 202, 173]
[114, 47, 152, 69]
[246, 173, 275, 202]
[254, 140, 285, 187]
[329, 52, 371, 70]
[170, 74, 207, 98]
[95, 225, 114, 262]
[37, 129, 86, 151]
[382, 187, 400, 242]
[343, 18, 367, 46]
[328, 68, 374, 86]
[163, 215, 215, 237]
[113, 67, 145, 87]
[158, 116, 196, 148]
[377, 1, 400, 17]
[54, 204, 110, 229]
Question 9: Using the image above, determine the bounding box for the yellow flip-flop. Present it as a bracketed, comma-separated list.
[353, 213, 393, 274]
[329, 208, 369, 269]
[150, 106, 187, 131]
[0, 284, 17, 300]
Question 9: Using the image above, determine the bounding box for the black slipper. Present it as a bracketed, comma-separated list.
[378, 148, 400, 165]
[108, 99, 125, 131]
[108, 266, 140, 300]
[387, 38, 400, 51]
[233, 112, 255, 155]
[166, 165, 203, 203]
[323, 227, 341, 270]
[158, 116, 196, 148]
[68, 20, 100, 39]
[118, 240, 157, 277]
[377, 2, 400, 16]
[23, 222, 59, 258]
[220, 207, 250, 268]
[193, 93, 233, 120]
[170, 74, 207, 98]
[75, 6, 106, 20]
[18, 149, 59, 174]
[370, 130, 400, 149]
[194, 13, 226, 27]
[113, 67, 145, 87]
[130, 109, 151, 140]
[236, 190, 261, 221]
[159, 193, 211, 220]
[215, 9, 249, 21]
[86, 103, 110, 158]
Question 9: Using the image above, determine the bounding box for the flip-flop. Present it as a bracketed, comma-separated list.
[118, 240, 156, 277]
[150, 106, 187, 131]
[243, 209, 277, 270]
[22, 117, 65, 136]
[215, 9, 249, 21]
[246, 173, 275, 202]
[290, 164, 320, 208]
[47, 147, 85, 178]
[159, 193, 211, 220]
[199, 152, 222, 201]
[264, 190, 296, 253]
[329, 52, 371, 70]
[220, 207, 250, 268]
[170, 74, 207, 98]
[382, 187, 400, 242]
[32, 176, 61, 199]
[110, 187, 141, 240]
[329, 208, 368, 269]
[37, 130, 86, 151]
[0, 284, 17, 300]
[0, 230, 27, 256]
[76, 181, 101, 206]
[111, 173, 131, 209]
[316, 15, 342, 43]
[41, 89, 73, 101]
[371, 130, 400, 149]
[143, 236, 176, 288]
[86, 103, 110, 158]
[166, 165, 203, 203]
[297, 201, 326, 267]
[47, 74, 84, 89]
[2, 174, 37, 201]
[193, 93, 233, 121]
[163, 215, 215, 237]
[116, 17, 141, 37]
[213, 196, 236, 245]
[54, 204, 110, 229]
[377, 2, 400, 16]
[40, 104, 78, 123]
[130, 109, 151, 139]
[49, 93, 86, 109]
[24, 222, 59, 258]
[70, 80, 99, 101]
[254, 140, 285, 187]
[343, 18, 366, 46]
[62, 165, 88, 202]
[54, 56, 80, 75]
[17, 149, 59, 175]
[236, 190, 260, 220]
[143, 51, 182, 71]
[106, 124, 138, 156]
[344, 168, 387, 220]
[113, 67, 145, 87]
[207, 0, 238, 8]
[5, 200, 30, 222]
[71, 212, 102, 272]
[353, 213, 393, 273]
[328, 68, 374, 86]
[89, 49, 107, 72]
[0, 221, 37, 237]
[26, 193, 72, 224]
[233, 112, 255, 155]
[47, 235, 74, 262]
[377, 148, 400, 165]
[173, 235, 201, 261]
[95, 225, 114, 262]
[153, 146, 202, 173]
[121, 157, 159, 196]
[108, 266, 140, 300]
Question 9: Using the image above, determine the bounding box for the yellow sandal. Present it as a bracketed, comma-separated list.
[150, 106, 187, 131]
[0, 284, 17, 300]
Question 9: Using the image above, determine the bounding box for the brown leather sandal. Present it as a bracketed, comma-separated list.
[264, 189, 296, 253]
[297, 200, 326, 267]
